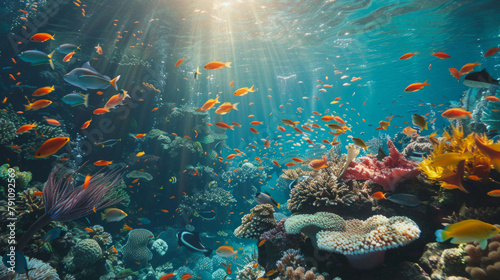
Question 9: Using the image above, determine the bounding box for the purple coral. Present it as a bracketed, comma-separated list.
[260, 218, 305, 249]
[342, 139, 420, 191]
[15, 165, 125, 252]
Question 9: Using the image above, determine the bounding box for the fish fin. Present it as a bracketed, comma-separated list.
[479, 239, 488, 250]
[82, 61, 98, 72]
[110, 75, 120, 90]
[83, 93, 89, 107]
[233, 102, 239, 110]
[434, 229, 448, 242]
[101, 212, 105, 221]
[48, 50, 55, 69]
[225, 62, 232, 68]
[229, 125, 234, 130]
[24, 104, 31, 111]
[276, 203, 280, 209]
[249, 85, 255, 92]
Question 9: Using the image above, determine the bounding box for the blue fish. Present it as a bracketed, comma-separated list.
[56, 44, 79, 54]
[138, 218, 151, 225]
[2, 67, 12, 70]
[407, 109, 419, 113]
[2, 251, 30, 277]
[62, 92, 88, 107]
[18, 50, 55, 69]
[42, 228, 61, 242]
[386, 194, 426, 207]
[64, 62, 120, 91]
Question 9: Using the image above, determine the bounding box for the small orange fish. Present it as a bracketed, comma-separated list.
[404, 80, 430, 92]
[123, 224, 133, 230]
[32, 85, 55, 96]
[234, 86, 255, 96]
[484, 47, 500, 57]
[11, 145, 22, 149]
[431, 51, 450, 59]
[250, 121, 263, 125]
[449, 68, 461, 81]
[93, 108, 110, 115]
[135, 134, 146, 138]
[229, 80, 234, 87]
[215, 102, 239, 115]
[34, 137, 70, 158]
[250, 127, 258, 134]
[399, 51, 418, 60]
[309, 154, 328, 170]
[160, 273, 176, 280]
[16, 122, 37, 134]
[204, 61, 231, 70]
[277, 126, 286, 132]
[485, 96, 500, 102]
[175, 57, 185, 67]
[94, 160, 113, 166]
[272, 160, 280, 167]
[487, 190, 500, 197]
[24, 99, 52, 111]
[441, 108, 471, 119]
[371, 192, 386, 200]
[215, 122, 234, 130]
[265, 270, 278, 277]
[292, 158, 306, 163]
[459, 61, 481, 76]
[30, 33, 55, 42]
[84, 228, 94, 233]
[83, 174, 92, 189]
[63, 51, 76, 62]
[181, 273, 194, 280]
[81, 119, 92, 129]
[95, 43, 103, 55]
[96, 91, 104, 95]
[112, 247, 118, 254]
[258, 240, 266, 247]
[45, 118, 61, 126]
[197, 95, 220, 112]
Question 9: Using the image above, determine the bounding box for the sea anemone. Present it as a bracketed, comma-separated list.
[15, 165, 125, 252]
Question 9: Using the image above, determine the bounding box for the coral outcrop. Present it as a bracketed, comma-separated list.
[235, 204, 277, 239]
[464, 233, 500, 280]
[122, 229, 153, 268]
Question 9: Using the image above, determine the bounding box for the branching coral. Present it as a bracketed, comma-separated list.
[419, 123, 492, 191]
[464, 233, 500, 280]
[445, 206, 500, 225]
[287, 153, 372, 215]
[281, 168, 313, 181]
[342, 139, 420, 191]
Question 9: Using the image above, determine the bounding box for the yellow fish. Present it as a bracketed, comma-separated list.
[352, 137, 368, 149]
[428, 151, 474, 167]
[412, 114, 427, 130]
[377, 115, 393, 130]
[435, 219, 500, 249]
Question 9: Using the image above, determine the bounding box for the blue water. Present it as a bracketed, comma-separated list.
[1, 0, 500, 279]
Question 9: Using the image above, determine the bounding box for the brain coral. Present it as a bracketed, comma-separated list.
[72, 239, 102, 269]
[123, 229, 153, 267]
[234, 204, 277, 239]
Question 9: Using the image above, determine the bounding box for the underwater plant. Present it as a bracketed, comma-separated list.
[15, 165, 125, 252]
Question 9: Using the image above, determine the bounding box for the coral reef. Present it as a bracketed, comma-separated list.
[445, 206, 500, 225]
[284, 212, 345, 246]
[179, 185, 236, 220]
[235, 204, 277, 239]
[0, 257, 60, 280]
[212, 268, 227, 280]
[419, 242, 468, 280]
[89, 225, 113, 247]
[464, 233, 500, 280]
[281, 168, 314, 181]
[403, 136, 434, 158]
[236, 261, 265, 280]
[126, 170, 153, 181]
[342, 139, 420, 191]
[275, 267, 326, 280]
[0, 163, 32, 190]
[122, 229, 153, 268]
[276, 249, 305, 274]
[152, 238, 168, 256]
[261, 218, 306, 250]
[68, 239, 102, 270]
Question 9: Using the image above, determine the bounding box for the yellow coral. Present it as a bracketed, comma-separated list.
[419, 123, 492, 190]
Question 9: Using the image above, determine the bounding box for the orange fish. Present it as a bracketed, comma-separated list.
[16, 122, 37, 133]
[281, 119, 299, 127]
[292, 158, 306, 163]
[34, 137, 70, 158]
[258, 240, 266, 247]
[272, 160, 280, 167]
[250, 128, 259, 134]
[94, 160, 113, 166]
[33, 191, 43, 196]
[226, 154, 238, 159]
[181, 274, 194, 280]
[32, 85, 55, 96]
[264, 140, 270, 148]
[399, 51, 418, 60]
[104, 90, 129, 109]
[333, 116, 346, 125]
[81, 119, 92, 129]
[250, 121, 263, 125]
[123, 224, 133, 230]
[371, 192, 386, 200]
[84, 228, 94, 232]
[135, 134, 146, 138]
[30, 33, 55, 42]
[215, 102, 239, 115]
[487, 190, 500, 197]
[95, 43, 103, 55]
[24, 99, 52, 111]
[229, 80, 234, 87]
[402, 126, 417, 136]
[93, 108, 110, 115]
[232, 122, 241, 127]
[449, 68, 461, 81]
[441, 108, 471, 119]
[83, 174, 92, 189]
[277, 126, 286, 132]
[96, 91, 104, 95]
[321, 115, 335, 121]
[45, 118, 61, 126]
[484, 47, 500, 57]
[11, 145, 22, 149]
[404, 80, 430, 92]
[234, 86, 255, 96]
[309, 154, 328, 170]
[197, 95, 220, 112]
[459, 62, 481, 76]
[63, 51, 76, 62]
[485, 96, 500, 102]
[160, 273, 176, 280]
[215, 122, 234, 130]
[175, 57, 185, 67]
[285, 162, 296, 167]
[431, 51, 451, 59]
[112, 247, 118, 254]
[204, 61, 231, 70]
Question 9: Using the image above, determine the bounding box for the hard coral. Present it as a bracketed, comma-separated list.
[122, 229, 153, 268]
[0, 257, 60, 280]
[234, 204, 277, 239]
[342, 139, 420, 191]
[464, 233, 500, 280]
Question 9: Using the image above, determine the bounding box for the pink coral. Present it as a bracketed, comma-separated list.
[342, 139, 420, 191]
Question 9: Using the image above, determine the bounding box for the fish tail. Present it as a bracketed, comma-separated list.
[467, 111, 472, 118]
[110, 75, 121, 90]
[435, 229, 449, 242]
[276, 203, 280, 209]
[249, 85, 255, 92]
[423, 79, 430, 86]
[51, 34, 55, 40]
[83, 93, 89, 107]
[233, 102, 239, 110]
[101, 212, 105, 221]
[24, 103, 32, 111]
[48, 50, 55, 69]
[225, 62, 232, 68]
[229, 125, 234, 130]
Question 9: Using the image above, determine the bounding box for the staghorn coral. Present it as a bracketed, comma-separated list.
[288, 154, 372, 215]
[316, 215, 420, 270]
[68, 239, 102, 270]
[235, 204, 277, 239]
[419, 123, 492, 190]
[123, 229, 153, 268]
[276, 249, 305, 275]
[0, 257, 60, 280]
[342, 139, 420, 191]
[464, 233, 500, 280]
